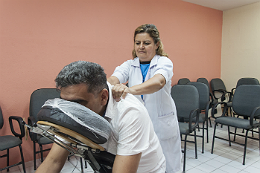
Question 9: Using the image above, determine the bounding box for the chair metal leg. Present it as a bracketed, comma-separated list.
[183, 135, 188, 172]
[202, 122, 205, 153]
[33, 142, 36, 170]
[7, 149, 9, 172]
[39, 144, 44, 162]
[242, 128, 253, 137]
[208, 117, 212, 127]
[19, 145, 26, 173]
[206, 118, 209, 143]
[197, 125, 200, 132]
[228, 126, 231, 146]
[243, 130, 249, 165]
[234, 127, 237, 141]
[211, 123, 217, 154]
[259, 128, 260, 151]
[194, 130, 197, 159]
[85, 161, 87, 168]
[80, 157, 84, 173]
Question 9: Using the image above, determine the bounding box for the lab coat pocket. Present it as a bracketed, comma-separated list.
[157, 114, 178, 140]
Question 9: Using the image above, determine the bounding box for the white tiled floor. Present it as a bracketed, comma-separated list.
[1, 110, 260, 173]
[184, 123, 260, 173]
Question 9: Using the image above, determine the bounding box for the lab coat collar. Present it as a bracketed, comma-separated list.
[103, 82, 116, 120]
[132, 58, 140, 67]
[133, 55, 159, 68]
[150, 55, 159, 68]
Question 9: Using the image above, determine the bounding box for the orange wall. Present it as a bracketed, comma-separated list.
[0, 0, 222, 164]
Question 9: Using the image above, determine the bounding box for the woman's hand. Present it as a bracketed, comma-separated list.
[112, 84, 132, 102]
[110, 74, 166, 102]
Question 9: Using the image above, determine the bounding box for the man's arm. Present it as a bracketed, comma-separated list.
[112, 153, 142, 173]
[35, 143, 70, 173]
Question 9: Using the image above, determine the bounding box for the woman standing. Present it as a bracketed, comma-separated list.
[108, 24, 181, 173]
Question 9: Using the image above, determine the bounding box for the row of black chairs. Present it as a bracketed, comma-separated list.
[172, 81, 210, 172]
[0, 88, 85, 173]
[174, 77, 260, 172]
[178, 77, 260, 120]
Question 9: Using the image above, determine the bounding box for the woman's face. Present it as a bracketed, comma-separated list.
[134, 33, 158, 62]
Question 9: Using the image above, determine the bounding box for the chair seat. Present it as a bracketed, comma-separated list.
[37, 135, 53, 145]
[215, 116, 259, 129]
[179, 122, 191, 135]
[0, 135, 22, 151]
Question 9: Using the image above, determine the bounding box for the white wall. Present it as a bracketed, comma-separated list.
[221, 2, 260, 90]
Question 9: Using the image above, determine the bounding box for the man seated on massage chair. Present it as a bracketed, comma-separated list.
[35, 61, 166, 173]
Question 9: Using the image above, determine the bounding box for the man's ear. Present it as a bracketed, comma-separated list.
[100, 89, 109, 106]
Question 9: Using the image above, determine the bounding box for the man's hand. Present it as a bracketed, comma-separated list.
[112, 84, 132, 101]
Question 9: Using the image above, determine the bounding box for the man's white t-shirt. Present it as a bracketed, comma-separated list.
[101, 83, 166, 173]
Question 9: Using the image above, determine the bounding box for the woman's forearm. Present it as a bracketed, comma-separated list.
[130, 74, 166, 95]
[110, 74, 166, 101]
[107, 76, 120, 85]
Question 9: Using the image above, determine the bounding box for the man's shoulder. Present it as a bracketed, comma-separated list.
[115, 94, 148, 120]
[118, 94, 145, 110]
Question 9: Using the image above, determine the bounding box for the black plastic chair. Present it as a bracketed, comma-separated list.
[197, 78, 218, 109]
[210, 78, 233, 116]
[177, 78, 190, 85]
[28, 88, 86, 172]
[0, 106, 26, 173]
[231, 78, 259, 98]
[231, 78, 260, 137]
[171, 85, 200, 172]
[188, 82, 210, 151]
[211, 85, 260, 165]
[28, 88, 60, 170]
[197, 78, 218, 127]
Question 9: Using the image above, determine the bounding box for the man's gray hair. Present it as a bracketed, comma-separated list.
[55, 61, 108, 94]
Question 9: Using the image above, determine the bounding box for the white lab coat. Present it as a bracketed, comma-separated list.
[112, 55, 182, 173]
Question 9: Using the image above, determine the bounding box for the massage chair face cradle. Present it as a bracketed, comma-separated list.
[25, 98, 115, 173]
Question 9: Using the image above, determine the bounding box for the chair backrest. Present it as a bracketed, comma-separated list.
[0, 107, 3, 129]
[210, 78, 226, 92]
[171, 85, 199, 119]
[197, 78, 209, 88]
[232, 85, 260, 117]
[29, 88, 60, 122]
[188, 82, 209, 110]
[177, 78, 190, 85]
[197, 77, 218, 107]
[236, 78, 259, 88]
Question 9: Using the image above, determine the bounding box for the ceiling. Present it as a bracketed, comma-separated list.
[182, 0, 260, 11]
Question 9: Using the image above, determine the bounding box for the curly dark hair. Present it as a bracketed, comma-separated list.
[55, 61, 108, 94]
